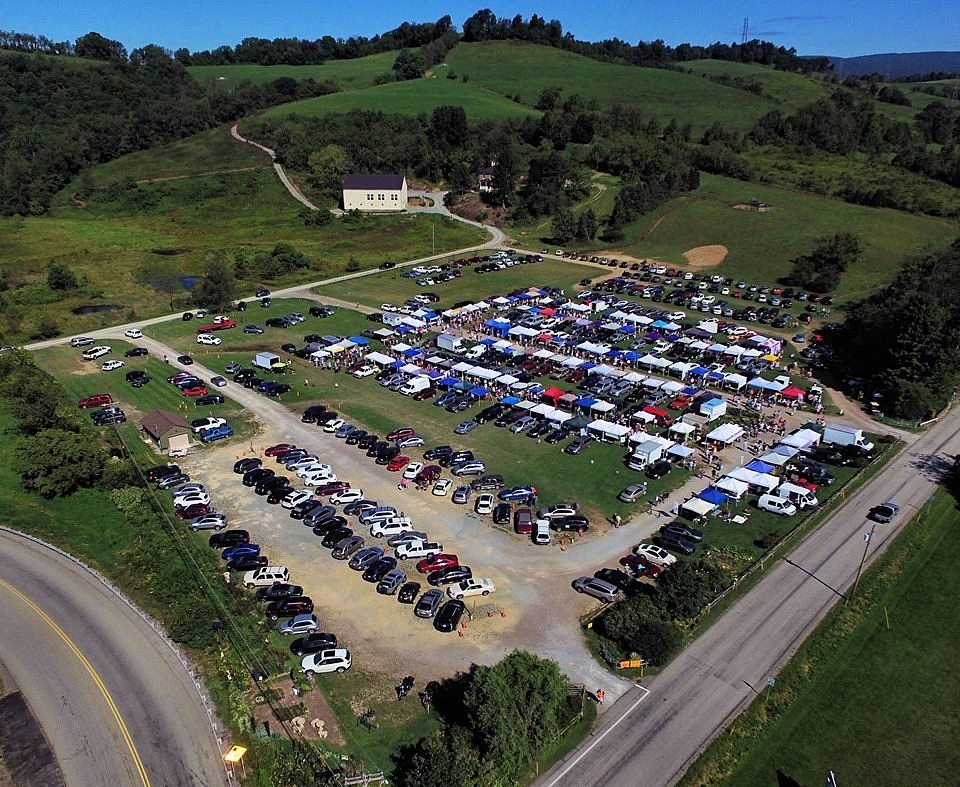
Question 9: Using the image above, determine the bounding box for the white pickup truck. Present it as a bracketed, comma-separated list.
[394, 540, 443, 561]
[447, 578, 496, 600]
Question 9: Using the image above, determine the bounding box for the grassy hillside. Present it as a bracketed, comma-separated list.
[520, 173, 956, 306]
[188, 51, 398, 91]
[261, 75, 540, 122]
[441, 42, 778, 133]
[682, 60, 834, 111]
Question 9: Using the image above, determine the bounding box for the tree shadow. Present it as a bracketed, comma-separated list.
[776, 768, 804, 787]
[908, 451, 953, 483]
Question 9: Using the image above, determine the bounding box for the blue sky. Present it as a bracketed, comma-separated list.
[5, 1, 958, 58]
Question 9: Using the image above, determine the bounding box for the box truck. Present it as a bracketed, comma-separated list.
[436, 334, 466, 353]
[822, 423, 874, 454]
[253, 352, 290, 373]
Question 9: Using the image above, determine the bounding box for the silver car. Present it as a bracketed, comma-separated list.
[572, 576, 619, 603]
[349, 546, 384, 571]
[376, 569, 407, 596]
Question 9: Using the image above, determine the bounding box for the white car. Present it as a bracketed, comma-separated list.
[174, 492, 211, 508]
[124, 328, 143, 339]
[192, 417, 226, 433]
[432, 479, 453, 496]
[286, 455, 321, 471]
[301, 648, 352, 676]
[634, 543, 677, 567]
[540, 504, 578, 520]
[281, 489, 313, 510]
[102, 360, 125, 371]
[369, 517, 415, 538]
[197, 333, 222, 346]
[447, 578, 495, 600]
[352, 365, 377, 378]
[329, 488, 364, 506]
[474, 494, 495, 515]
[402, 461, 424, 480]
[380, 303, 396, 312]
[82, 345, 111, 360]
[322, 418, 345, 433]
[302, 471, 338, 486]
[296, 463, 334, 479]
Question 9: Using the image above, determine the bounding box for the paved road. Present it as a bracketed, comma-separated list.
[0, 530, 228, 787]
[538, 405, 960, 787]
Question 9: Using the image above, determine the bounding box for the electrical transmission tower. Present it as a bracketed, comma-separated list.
[742, 17, 750, 44]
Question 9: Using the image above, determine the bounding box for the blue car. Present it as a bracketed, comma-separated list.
[498, 485, 535, 502]
[258, 380, 279, 393]
[222, 543, 260, 561]
[200, 425, 234, 442]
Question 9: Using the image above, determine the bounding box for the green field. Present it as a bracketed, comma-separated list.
[440, 42, 777, 133]
[585, 174, 957, 306]
[189, 51, 400, 91]
[683, 489, 960, 787]
[682, 59, 833, 111]
[261, 75, 541, 122]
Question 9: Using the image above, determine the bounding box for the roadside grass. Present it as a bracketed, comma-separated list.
[1, 167, 484, 341]
[440, 42, 776, 134]
[317, 258, 595, 312]
[261, 76, 540, 123]
[607, 173, 957, 306]
[188, 52, 401, 91]
[680, 488, 960, 787]
[520, 696, 598, 784]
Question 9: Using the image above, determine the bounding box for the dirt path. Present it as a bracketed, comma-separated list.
[136, 167, 261, 184]
[230, 124, 319, 210]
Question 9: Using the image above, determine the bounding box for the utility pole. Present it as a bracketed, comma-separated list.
[848, 522, 877, 603]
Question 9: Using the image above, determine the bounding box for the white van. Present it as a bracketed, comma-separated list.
[757, 494, 797, 516]
[777, 482, 819, 509]
[399, 376, 431, 396]
[197, 333, 222, 346]
[533, 519, 551, 546]
[242, 566, 290, 588]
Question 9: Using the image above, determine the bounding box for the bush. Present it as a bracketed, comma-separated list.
[755, 531, 781, 550]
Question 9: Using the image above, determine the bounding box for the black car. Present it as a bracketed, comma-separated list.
[312, 516, 348, 536]
[424, 445, 454, 461]
[304, 505, 337, 528]
[124, 347, 149, 358]
[544, 428, 570, 444]
[290, 500, 325, 520]
[233, 457, 262, 474]
[301, 405, 327, 423]
[255, 583, 304, 602]
[646, 460, 672, 480]
[320, 526, 353, 548]
[397, 582, 421, 604]
[289, 632, 338, 656]
[427, 565, 473, 586]
[527, 421, 553, 439]
[367, 440, 388, 458]
[345, 429, 367, 446]
[265, 597, 314, 621]
[492, 503, 512, 525]
[656, 533, 696, 556]
[362, 557, 398, 583]
[594, 568, 637, 593]
[495, 409, 524, 428]
[267, 485, 294, 505]
[196, 394, 225, 406]
[255, 476, 289, 496]
[343, 499, 379, 516]
[209, 530, 250, 548]
[182, 312, 194, 321]
[280, 343, 297, 354]
[177, 354, 193, 365]
[277, 448, 308, 464]
[265, 318, 288, 328]
[357, 433, 378, 450]
[375, 447, 400, 465]
[474, 404, 505, 424]
[434, 600, 466, 633]
[811, 445, 859, 466]
[471, 474, 504, 491]
[550, 515, 590, 534]
[438, 450, 474, 468]
[146, 464, 181, 482]
[243, 467, 274, 487]
[661, 522, 704, 543]
[226, 555, 269, 572]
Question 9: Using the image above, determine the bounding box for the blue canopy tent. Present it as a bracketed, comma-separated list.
[469, 386, 490, 398]
[401, 348, 422, 358]
[576, 397, 598, 410]
[746, 459, 775, 474]
[347, 336, 369, 345]
[389, 359, 404, 369]
[698, 488, 729, 505]
[438, 376, 459, 389]
[484, 318, 511, 337]
[479, 337, 497, 346]
[706, 370, 725, 383]
[454, 380, 472, 392]
[690, 366, 710, 377]
[501, 395, 521, 405]
[395, 325, 411, 335]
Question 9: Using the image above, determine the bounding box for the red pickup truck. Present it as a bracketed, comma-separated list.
[196, 319, 236, 334]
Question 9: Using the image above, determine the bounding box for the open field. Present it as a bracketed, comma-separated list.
[683, 488, 960, 787]
[0, 166, 485, 341]
[440, 42, 777, 133]
[682, 59, 833, 111]
[189, 51, 400, 91]
[588, 174, 958, 306]
[261, 75, 541, 122]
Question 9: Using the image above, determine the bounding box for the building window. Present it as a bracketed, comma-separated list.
[391, 193, 398, 201]
[366, 193, 374, 200]
[377, 193, 385, 201]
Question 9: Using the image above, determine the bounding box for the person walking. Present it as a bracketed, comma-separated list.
[596, 688, 605, 705]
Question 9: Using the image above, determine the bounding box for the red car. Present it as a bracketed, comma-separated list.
[387, 454, 410, 472]
[182, 386, 209, 397]
[167, 372, 193, 383]
[195, 319, 236, 333]
[669, 395, 691, 410]
[387, 427, 415, 441]
[177, 503, 211, 519]
[265, 443, 297, 457]
[78, 393, 113, 409]
[417, 553, 459, 574]
[314, 481, 351, 496]
[619, 554, 663, 579]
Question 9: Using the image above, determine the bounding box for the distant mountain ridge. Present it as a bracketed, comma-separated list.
[828, 51, 960, 78]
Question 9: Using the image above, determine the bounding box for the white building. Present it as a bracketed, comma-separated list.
[341, 174, 407, 212]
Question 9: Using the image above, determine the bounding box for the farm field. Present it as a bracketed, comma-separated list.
[684, 489, 960, 787]
[189, 51, 399, 91]
[260, 75, 541, 122]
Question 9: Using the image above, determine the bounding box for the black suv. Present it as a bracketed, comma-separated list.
[301, 404, 326, 423]
[646, 460, 672, 480]
[471, 475, 504, 491]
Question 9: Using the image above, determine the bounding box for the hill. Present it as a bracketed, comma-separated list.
[830, 51, 960, 78]
[261, 75, 540, 122]
[188, 51, 399, 91]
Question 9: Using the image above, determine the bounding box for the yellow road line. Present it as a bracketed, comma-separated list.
[0, 577, 150, 786]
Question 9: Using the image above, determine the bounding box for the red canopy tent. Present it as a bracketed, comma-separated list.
[541, 387, 566, 405]
[781, 385, 806, 400]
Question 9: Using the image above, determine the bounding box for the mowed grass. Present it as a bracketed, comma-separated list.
[261, 75, 540, 122]
[440, 42, 778, 133]
[188, 51, 400, 91]
[317, 257, 595, 311]
[609, 173, 958, 305]
[682, 59, 833, 111]
[685, 489, 960, 787]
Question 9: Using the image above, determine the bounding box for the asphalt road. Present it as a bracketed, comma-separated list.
[0, 530, 227, 787]
[538, 406, 960, 787]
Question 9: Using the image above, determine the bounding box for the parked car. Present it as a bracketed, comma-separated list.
[289, 632, 338, 656]
[414, 588, 444, 618]
[279, 614, 320, 636]
[618, 483, 648, 503]
[565, 435, 594, 455]
[434, 600, 466, 632]
[376, 569, 407, 595]
[661, 522, 704, 542]
[474, 494, 495, 515]
[348, 546, 384, 571]
[646, 460, 672, 480]
[300, 648, 352, 676]
[634, 543, 677, 567]
[427, 565, 472, 586]
[656, 532, 696, 556]
[572, 576, 620, 603]
[266, 597, 314, 621]
[451, 484, 472, 504]
[209, 530, 249, 549]
[454, 420, 478, 435]
[868, 502, 899, 523]
[397, 582, 421, 604]
[190, 513, 228, 531]
[256, 583, 304, 602]
[447, 578, 495, 600]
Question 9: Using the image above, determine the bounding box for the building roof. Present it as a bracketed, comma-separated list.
[140, 410, 189, 438]
[342, 174, 405, 191]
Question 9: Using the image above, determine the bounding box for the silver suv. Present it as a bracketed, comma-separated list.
[572, 576, 619, 603]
